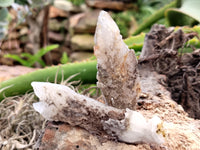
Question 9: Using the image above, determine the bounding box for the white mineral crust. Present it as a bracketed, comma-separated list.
[32, 82, 165, 144]
[94, 11, 140, 110]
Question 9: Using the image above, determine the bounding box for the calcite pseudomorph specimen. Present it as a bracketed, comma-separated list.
[94, 11, 140, 110]
[32, 82, 164, 144]
[31, 11, 165, 145]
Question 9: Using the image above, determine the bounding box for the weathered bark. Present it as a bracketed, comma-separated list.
[139, 24, 200, 119]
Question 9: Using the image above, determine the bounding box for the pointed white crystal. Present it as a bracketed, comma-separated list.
[94, 11, 141, 110]
[118, 109, 165, 144]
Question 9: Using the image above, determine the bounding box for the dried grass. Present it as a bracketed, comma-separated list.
[0, 73, 100, 150]
[0, 93, 45, 150]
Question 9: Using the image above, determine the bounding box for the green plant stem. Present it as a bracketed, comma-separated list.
[124, 33, 145, 51]
[0, 61, 97, 101]
[128, 26, 200, 50]
[133, 0, 177, 35]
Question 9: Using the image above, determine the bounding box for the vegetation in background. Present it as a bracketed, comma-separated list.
[60, 52, 69, 64]
[78, 84, 100, 98]
[132, 0, 177, 35]
[113, 0, 200, 37]
[0, 0, 54, 40]
[4, 44, 59, 67]
[125, 25, 200, 53]
[133, 0, 200, 35]
[166, 0, 200, 26]
[111, 0, 175, 38]
[135, 0, 173, 24]
[68, 0, 84, 6]
[112, 11, 133, 38]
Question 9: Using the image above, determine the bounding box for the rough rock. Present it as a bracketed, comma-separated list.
[49, 6, 69, 18]
[0, 48, 23, 66]
[48, 31, 65, 42]
[86, 0, 136, 11]
[7, 32, 20, 40]
[48, 19, 68, 32]
[70, 52, 93, 62]
[37, 122, 157, 150]
[0, 57, 14, 66]
[54, 0, 87, 13]
[1, 40, 20, 50]
[69, 10, 100, 34]
[71, 34, 94, 51]
[19, 27, 29, 36]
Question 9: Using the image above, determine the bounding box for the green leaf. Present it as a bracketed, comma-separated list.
[30, 44, 59, 67]
[34, 58, 46, 67]
[166, 0, 200, 26]
[4, 45, 59, 68]
[60, 52, 69, 64]
[21, 53, 34, 58]
[21, 53, 46, 67]
[132, 0, 177, 35]
[0, 0, 14, 7]
[4, 54, 30, 67]
[69, 0, 84, 6]
[35, 44, 59, 58]
[124, 33, 145, 51]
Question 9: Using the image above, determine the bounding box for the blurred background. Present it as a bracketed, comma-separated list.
[0, 0, 199, 67]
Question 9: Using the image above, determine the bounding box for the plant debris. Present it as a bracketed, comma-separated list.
[139, 24, 200, 119]
[0, 93, 45, 150]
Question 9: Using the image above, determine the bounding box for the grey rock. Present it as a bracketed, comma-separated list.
[69, 10, 100, 34]
[71, 34, 94, 51]
[54, 0, 87, 12]
[86, 0, 135, 11]
[70, 52, 93, 62]
[49, 19, 68, 32]
[48, 31, 65, 42]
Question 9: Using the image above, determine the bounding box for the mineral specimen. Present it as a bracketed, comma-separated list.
[94, 11, 140, 110]
[32, 82, 165, 144]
